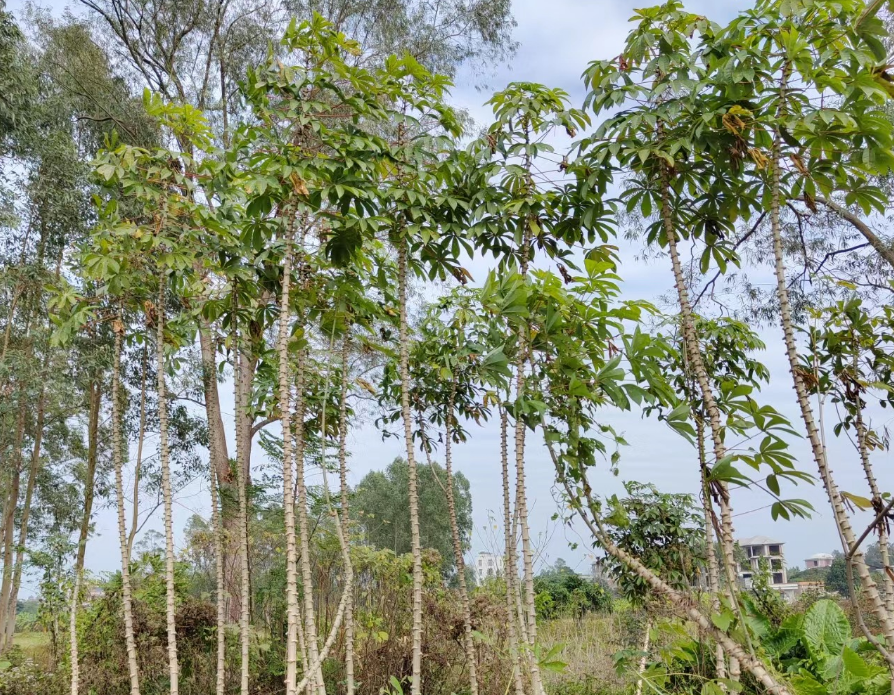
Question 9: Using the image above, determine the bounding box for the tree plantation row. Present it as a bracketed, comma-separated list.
[2, 1, 894, 695]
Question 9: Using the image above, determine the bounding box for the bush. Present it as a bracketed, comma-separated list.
[533, 572, 612, 620]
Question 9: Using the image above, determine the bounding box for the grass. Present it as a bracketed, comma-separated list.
[12, 631, 50, 655]
[539, 613, 633, 695]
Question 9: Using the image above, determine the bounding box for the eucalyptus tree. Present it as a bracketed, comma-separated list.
[70, 96, 220, 693]
[707, 0, 894, 660]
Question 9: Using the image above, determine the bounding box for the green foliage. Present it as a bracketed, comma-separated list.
[602, 482, 705, 606]
[352, 458, 472, 575]
[533, 566, 612, 620]
[825, 557, 853, 598]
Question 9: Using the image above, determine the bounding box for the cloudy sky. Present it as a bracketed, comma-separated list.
[8, 0, 893, 584]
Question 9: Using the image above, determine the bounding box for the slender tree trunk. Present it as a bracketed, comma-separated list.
[276, 216, 301, 695]
[233, 316, 251, 695]
[0, 399, 25, 649]
[444, 380, 478, 695]
[70, 378, 101, 695]
[660, 171, 738, 587]
[851, 349, 894, 617]
[200, 323, 231, 484]
[337, 337, 356, 695]
[500, 407, 525, 695]
[112, 325, 141, 695]
[513, 229, 545, 695]
[396, 236, 424, 695]
[659, 166, 747, 680]
[294, 348, 323, 694]
[697, 419, 726, 682]
[156, 275, 180, 695]
[634, 619, 651, 695]
[3, 386, 44, 650]
[127, 348, 148, 560]
[211, 462, 227, 695]
[198, 326, 227, 695]
[315, 332, 357, 695]
[768, 114, 894, 644]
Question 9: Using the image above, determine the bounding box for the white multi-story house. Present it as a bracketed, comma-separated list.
[475, 552, 503, 583]
[738, 535, 788, 586]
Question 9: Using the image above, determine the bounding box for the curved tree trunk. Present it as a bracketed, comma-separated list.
[111, 324, 141, 695]
[156, 275, 180, 695]
[544, 437, 792, 695]
[397, 236, 425, 695]
[768, 117, 894, 647]
[851, 349, 894, 617]
[444, 380, 478, 695]
[500, 407, 525, 695]
[337, 337, 356, 695]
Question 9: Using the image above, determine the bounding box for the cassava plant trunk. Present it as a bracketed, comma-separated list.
[276, 213, 301, 695]
[545, 438, 792, 695]
[314, 332, 357, 695]
[445, 380, 479, 695]
[851, 348, 894, 617]
[659, 164, 747, 680]
[294, 348, 324, 694]
[127, 348, 148, 560]
[338, 337, 356, 695]
[111, 324, 141, 695]
[768, 103, 894, 645]
[156, 275, 180, 695]
[500, 407, 526, 695]
[659, 168, 739, 590]
[397, 236, 425, 695]
[70, 378, 101, 695]
[514, 227, 545, 695]
[635, 619, 651, 695]
[233, 315, 251, 695]
[697, 418, 726, 682]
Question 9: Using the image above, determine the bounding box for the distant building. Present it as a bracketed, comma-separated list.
[805, 553, 834, 569]
[475, 552, 503, 583]
[590, 558, 617, 589]
[738, 535, 788, 586]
